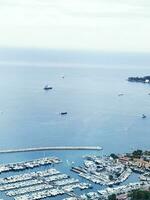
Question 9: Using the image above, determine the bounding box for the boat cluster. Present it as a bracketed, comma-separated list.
[140, 173, 150, 182]
[0, 168, 59, 186]
[64, 182, 150, 200]
[0, 153, 149, 200]
[71, 155, 132, 186]
[0, 157, 60, 173]
[0, 165, 90, 200]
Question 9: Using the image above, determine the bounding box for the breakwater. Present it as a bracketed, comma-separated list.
[0, 146, 102, 154]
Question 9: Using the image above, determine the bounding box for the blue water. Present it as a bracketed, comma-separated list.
[0, 65, 149, 151]
[0, 64, 149, 199]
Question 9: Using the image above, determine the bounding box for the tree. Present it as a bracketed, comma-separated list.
[110, 153, 118, 159]
[129, 189, 150, 200]
[108, 194, 117, 200]
[132, 150, 143, 158]
[109, 175, 114, 181]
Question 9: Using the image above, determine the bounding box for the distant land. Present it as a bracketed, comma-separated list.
[128, 76, 150, 84]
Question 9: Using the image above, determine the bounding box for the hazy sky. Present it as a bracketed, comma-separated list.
[0, 0, 150, 52]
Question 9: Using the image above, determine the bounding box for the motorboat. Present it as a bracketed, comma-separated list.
[60, 112, 68, 115]
[142, 114, 146, 119]
[44, 85, 53, 90]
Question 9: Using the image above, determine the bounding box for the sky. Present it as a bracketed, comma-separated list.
[0, 0, 150, 52]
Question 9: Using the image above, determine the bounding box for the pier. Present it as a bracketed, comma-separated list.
[0, 146, 102, 154]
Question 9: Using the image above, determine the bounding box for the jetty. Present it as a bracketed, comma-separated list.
[0, 146, 102, 154]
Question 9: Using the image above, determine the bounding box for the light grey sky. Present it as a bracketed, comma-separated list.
[0, 0, 150, 52]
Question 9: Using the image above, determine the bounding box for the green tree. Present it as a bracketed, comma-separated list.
[129, 190, 150, 200]
[110, 153, 118, 159]
[109, 175, 114, 181]
[108, 194, 117, 200]
[132, 150, 143, 158]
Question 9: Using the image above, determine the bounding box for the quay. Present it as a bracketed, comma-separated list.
[0, 146, 102, 154]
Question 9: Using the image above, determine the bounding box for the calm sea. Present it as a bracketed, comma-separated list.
[0, 64, 150, 151]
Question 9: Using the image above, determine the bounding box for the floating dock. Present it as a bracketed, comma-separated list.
[0, 146, 102, 154]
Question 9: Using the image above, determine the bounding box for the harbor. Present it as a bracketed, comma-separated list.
[64, 182, 150, 200]
[0, 149, 149, 200]
[71, 155, 132, 186]
[0, 161, 91, 200]
[0, 157, 61, 173]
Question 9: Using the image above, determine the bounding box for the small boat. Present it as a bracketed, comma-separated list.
[142, 114, 146, 119]
[60, 112, 68, 115]
[118, 93, 124, 96]
[44, 85, 53, 90]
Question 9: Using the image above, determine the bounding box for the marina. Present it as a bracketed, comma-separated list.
[0, 157, 91, 200]
[0, 151, 149, 200]
[0, 157, 61, 173]
[71, 155, 132, 186]
[64, 182, 150, 200]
